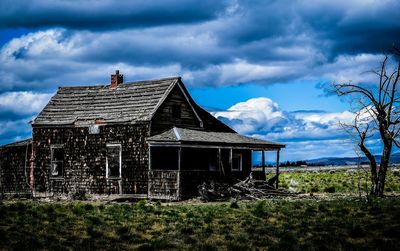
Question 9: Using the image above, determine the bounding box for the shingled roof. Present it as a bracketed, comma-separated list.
[32, 77, 181, 125]
[147, 127, 285, 148]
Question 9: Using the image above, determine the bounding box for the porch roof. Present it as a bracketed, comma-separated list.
[147, 127, 285, 149]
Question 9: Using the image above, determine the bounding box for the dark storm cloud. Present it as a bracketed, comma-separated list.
[0, 0, 400, 93]
[296, 0, 400, 58]
[0, 0, 230, 29]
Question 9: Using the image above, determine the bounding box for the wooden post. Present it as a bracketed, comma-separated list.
[276, 149, 280, 189]
[229, 148, 233, 171]
[147, 146, 151, 199]
[218, 148, 224, 176]
[177, 147, 181, 200]
[178, 147, 181, 171]
[262, 149, 266, 180]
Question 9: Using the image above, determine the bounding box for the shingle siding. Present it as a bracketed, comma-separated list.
[0, 140, 32, 195]
[32, 124, 150, 195]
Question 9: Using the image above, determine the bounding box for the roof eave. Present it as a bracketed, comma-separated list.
[147, 140, 285, 149]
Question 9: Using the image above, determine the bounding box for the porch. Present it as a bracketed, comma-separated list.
[146, 127, 285, 200]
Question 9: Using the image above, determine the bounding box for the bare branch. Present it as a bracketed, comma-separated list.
[332, 49, 400, 196]
[387, 60, 400, 124]
[379, 55, 388, 103]
[334, 83, 377, 103]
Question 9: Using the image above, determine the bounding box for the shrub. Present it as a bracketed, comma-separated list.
[324, 186, 336, 193]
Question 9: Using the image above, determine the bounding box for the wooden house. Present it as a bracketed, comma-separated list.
[0, 71, 285, 200]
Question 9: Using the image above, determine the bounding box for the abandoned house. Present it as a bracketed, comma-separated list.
[0, 71, 285, 200]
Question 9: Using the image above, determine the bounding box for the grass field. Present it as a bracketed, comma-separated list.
[1, 170, 400, 250]
[1, 197, 400, 250]
[274, 169, 400, 194]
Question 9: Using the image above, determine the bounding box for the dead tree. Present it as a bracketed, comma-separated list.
[333, 48, 400, 196]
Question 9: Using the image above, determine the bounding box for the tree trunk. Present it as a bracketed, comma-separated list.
[371, 142, 392, 196]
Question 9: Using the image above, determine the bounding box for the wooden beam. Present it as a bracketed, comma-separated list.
[276, 149, 280, 189]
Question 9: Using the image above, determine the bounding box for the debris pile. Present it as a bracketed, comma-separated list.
[198, 174, 297, 201]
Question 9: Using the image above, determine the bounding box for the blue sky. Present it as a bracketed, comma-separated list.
[0, 0, 399, 160]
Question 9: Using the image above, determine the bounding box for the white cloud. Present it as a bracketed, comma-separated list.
[1, 29, 76, 60]
[213, 97, 287, 134]
[0, 91, 53, 115]
[294, 110, 355, 125]
[312, 54, 383, 84]
[213, 97, 363, 160]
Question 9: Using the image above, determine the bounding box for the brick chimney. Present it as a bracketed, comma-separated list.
[110, 70, 123, 88]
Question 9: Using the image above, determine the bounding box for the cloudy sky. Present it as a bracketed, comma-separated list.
[0, 0, 399, 160]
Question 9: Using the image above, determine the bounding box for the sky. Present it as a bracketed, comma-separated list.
[0, 0, 399, 161]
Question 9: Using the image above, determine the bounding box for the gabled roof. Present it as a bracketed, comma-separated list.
[147, 127, 285, 149]
[32, 77, 197, 126]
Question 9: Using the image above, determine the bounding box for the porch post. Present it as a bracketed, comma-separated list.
[218, 148, 224, 176]
[147, 145, 151, 199]
[262, 149, 266, 180]
[229, 148, 233, 171]
[177, 147, 182, 199]
[178, 147, 181, 171]
[276, 149, 280, 189]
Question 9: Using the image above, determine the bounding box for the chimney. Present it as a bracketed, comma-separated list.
[110, 70, 123, 88]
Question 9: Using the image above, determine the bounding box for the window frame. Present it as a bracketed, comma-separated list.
[106, 143, 122, 179]
[231, 153, 243, 172]
[50, 145, 64, 179]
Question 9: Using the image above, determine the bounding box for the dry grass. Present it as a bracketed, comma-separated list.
[1, 197, 400, 250]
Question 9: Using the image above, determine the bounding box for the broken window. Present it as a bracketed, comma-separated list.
[106, 144, 121, 178]
[232, 153, 242, 171]
[172, 104, 181, 119]
[51, 146, 64, 178]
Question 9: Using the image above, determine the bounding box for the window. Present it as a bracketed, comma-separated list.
[172, 104, 181, 119]
[106, 144, 121, 178]
[232, 153, 242, 171]
[51, 146, 64, 178]
[150, 147, 179, 170]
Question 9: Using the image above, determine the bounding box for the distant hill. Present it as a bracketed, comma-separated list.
[305, 152, 400, 166]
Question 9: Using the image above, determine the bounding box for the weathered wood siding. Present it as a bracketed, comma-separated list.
[32, 124, 150, 195]
[151, 85, 201, 135]
[148, 170, 179, 200]
[0, 144, 31, 195]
